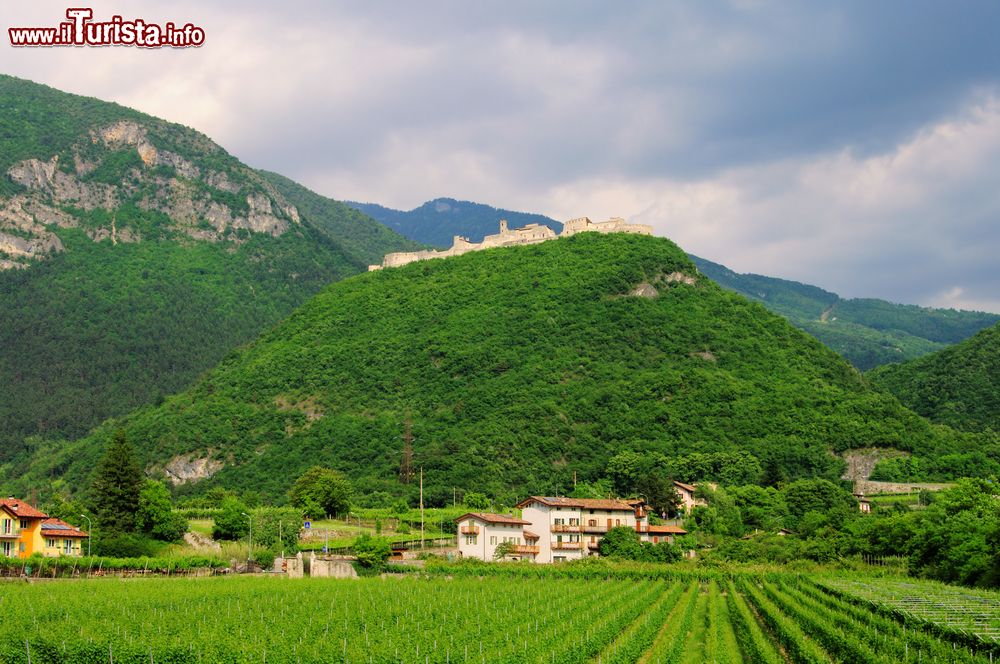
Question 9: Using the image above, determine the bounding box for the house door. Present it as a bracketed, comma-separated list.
[606, 518, 612, 530]
[1, 541, 11, 557]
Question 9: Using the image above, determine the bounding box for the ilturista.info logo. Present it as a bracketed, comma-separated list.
[9, 8, 205, 48]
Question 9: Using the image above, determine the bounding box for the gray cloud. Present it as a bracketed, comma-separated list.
[2, 1, 999, 310]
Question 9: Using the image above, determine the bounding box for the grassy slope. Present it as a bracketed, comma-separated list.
[13, 233, 968, 503]
[869, 322, 1000, 433]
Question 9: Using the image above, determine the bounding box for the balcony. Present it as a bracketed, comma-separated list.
[459, 525, 480, 535]
[580, 524, 610, 534]
[0, 527, 21, 539]
[588, 541, 601, 550]
[551, 523, 581, 533]
[511, 545, 540, 555]
[552, 541, 583, 550]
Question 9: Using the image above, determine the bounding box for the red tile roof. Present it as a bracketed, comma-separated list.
[454, 512, 530, 526]
[40, 518, 88, 538]
[523, 530, 540, 540]
[516, 496, 637, 511]
[673, 481, 697, 493]
[646, 525, 687, 534]
[0, 497, 48, 519]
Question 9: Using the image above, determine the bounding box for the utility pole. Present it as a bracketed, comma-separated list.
[400, 416, 414, 484]
[420, 467, 425, 550]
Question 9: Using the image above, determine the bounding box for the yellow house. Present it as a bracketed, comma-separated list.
[0, 497, 86, 558]
[40, 518, 88, 556]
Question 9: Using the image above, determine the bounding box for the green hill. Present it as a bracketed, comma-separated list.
[0, 75, 412, 461]
[688, 257, 998, 370]
[869, 322, 1000, 433]
[9, 233, 976, 504]
[350, 201, 998, 370]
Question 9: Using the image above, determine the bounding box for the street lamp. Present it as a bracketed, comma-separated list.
[241, 512, 252, 569]
[79, 514, 92, 557]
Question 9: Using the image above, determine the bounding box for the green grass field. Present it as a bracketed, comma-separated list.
[1, 573, 996, 663]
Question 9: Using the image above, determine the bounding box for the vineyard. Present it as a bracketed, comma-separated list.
[0, 574, 997, 663]
[821, 576, 1000, 647]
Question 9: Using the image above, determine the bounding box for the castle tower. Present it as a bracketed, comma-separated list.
[499, 219, 509, 233]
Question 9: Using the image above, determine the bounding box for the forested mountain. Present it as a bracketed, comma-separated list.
[10, 233, 979, 504]
[692, 257, 999, 370]
[347, 198, 561, 248]
[0, 75, 413, 462]
[352, 201, 998, 370]
[869, 322, 1000, 433]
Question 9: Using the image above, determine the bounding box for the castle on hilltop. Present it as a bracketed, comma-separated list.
[368, 216, 653, 270]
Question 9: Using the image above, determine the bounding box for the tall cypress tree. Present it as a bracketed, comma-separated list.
[89, 429, 143, 533]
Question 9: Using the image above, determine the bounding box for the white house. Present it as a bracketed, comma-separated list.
[454, 512, 538, 561]
[673, 481, 707, 514]
[516, 496, 656, 563]
[455, 498, 688, 564]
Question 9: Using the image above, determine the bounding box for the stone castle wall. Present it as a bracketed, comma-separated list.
[369, 216, 652, 270]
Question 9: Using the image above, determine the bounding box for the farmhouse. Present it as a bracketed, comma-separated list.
[455, 496, 687, 564]
[0, 497, 88, 558]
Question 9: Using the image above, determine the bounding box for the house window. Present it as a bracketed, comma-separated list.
[19, 520, 28, 529]
[1, 519, 11, 535]
[569, 518, 579, 526]
[1, 541, 10, 557]
[464, 536, 476, 545]
[616, 519, 621, 526]
[554, 517, 563, 525]
[64, 540, 72, 554]
[490, 536, 496, 545]
[19, 543, 25, 552]
[554, 556, 566, 562]
[47, 539, 55, 547]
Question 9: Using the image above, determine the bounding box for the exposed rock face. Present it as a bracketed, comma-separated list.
[629, 283, 659, 298]
[241, 192, 289, 236]
[9, 157, 117, 209]
[0, 230, 63, 257]
[0, 195, 74, 269]
[1, 118, 303, 270]
[161, 456, 224, 485]
[205, 170, 240, 193]
[664, 271, 697, 286]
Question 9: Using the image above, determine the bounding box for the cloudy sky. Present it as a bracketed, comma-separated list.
[4, 1, 1000, 310]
